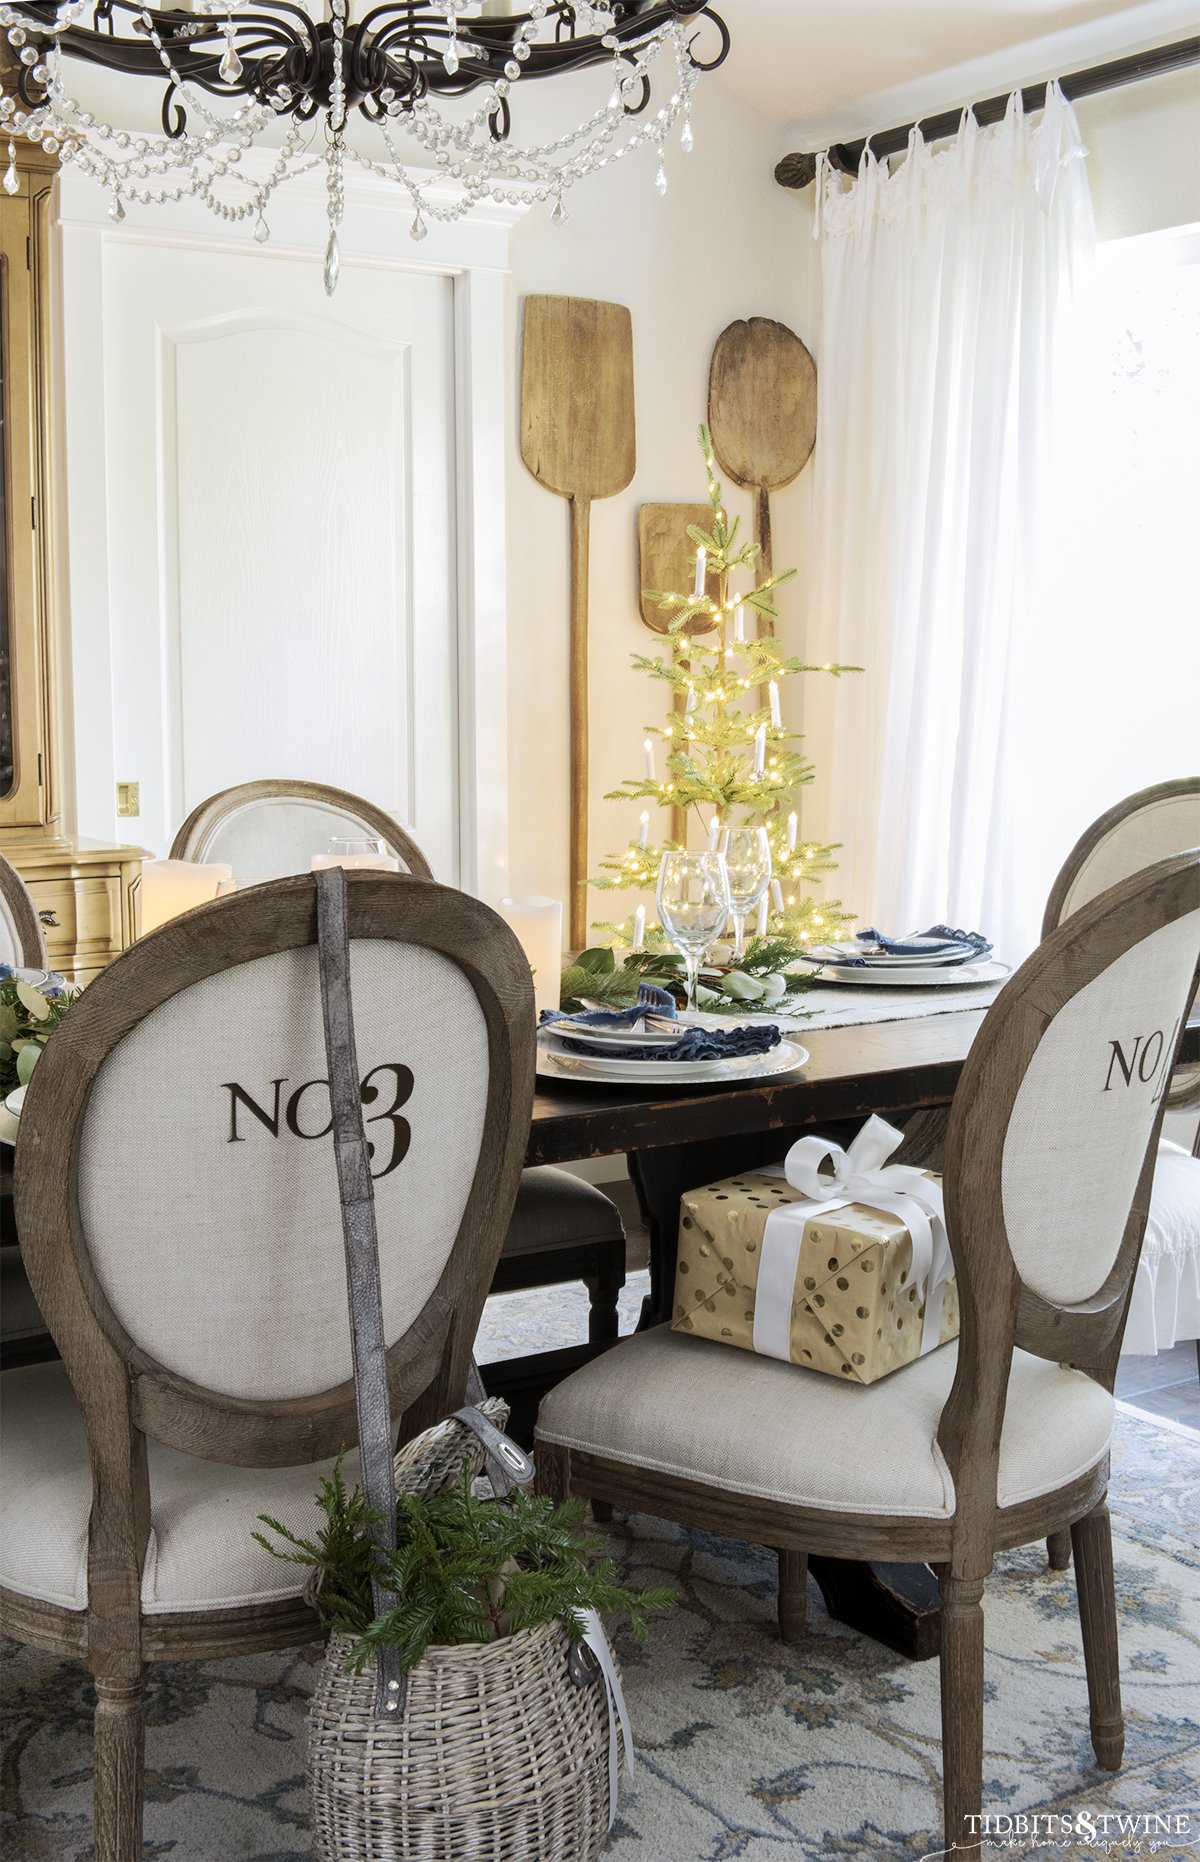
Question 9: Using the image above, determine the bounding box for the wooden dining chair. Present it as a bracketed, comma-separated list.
[172, 778, 627, 1426]
[169, 776, 434, 882]
[0, 846, 48, 969]
[0, 869, 534, 1862]
[1041, 778, 1200, 1533]
[535, 850, 1200, 1853]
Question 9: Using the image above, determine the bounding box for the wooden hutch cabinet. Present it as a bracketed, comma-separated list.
[0, 138, 146, 980]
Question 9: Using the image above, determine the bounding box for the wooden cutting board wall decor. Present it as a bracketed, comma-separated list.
[520, 294, 635, 948]
[707, 317, 817, 631]
[637, 502, 719, 847]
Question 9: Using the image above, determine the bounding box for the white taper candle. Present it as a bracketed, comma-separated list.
[753, 725, 766, 776]
[756, 896, 769, 937]
[733, 603, 746, 642]
[693, 546, 706, 598]
[787, 811, 798, 851]
[632, 905, 646, 952]
[771, 879, 785, 911]
[644, 737, 656, 781]
[769, 680, 781, 727]
[638, 810, 650, 850]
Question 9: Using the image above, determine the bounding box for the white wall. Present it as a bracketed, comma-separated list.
[501, 84, 819, 926]
[1075, 65, 1200, 240]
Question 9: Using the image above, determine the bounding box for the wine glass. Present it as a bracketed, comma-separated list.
[656, 851, 730, 1015]
[720, 826, 772, 961]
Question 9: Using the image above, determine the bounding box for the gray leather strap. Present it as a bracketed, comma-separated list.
[451, 1406, 535, 1497]
[314, 866, 406, 1719]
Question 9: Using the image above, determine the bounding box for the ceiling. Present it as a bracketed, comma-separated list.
[710, 0, 1198, 142]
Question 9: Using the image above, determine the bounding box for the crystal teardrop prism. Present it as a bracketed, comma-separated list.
[655, 161, 667, 195]
[323, 229, 340, 296]
[550, 196, 567, 226]
[219, 41, 242, 83]
[442, 41, 458, 75]
[2, 148, 17, 196]
[409, 210, 428, 242]
[253, 213, 269, 243]
[109, 194, 125, 222]
[681, 117, 693, 153]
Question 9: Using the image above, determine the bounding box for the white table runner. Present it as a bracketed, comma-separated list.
[698, 973, 1006, 1036]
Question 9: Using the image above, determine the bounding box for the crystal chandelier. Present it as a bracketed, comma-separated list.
[0, 0, 728, 290]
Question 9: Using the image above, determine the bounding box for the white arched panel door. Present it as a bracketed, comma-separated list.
[61, 227, 458, 880]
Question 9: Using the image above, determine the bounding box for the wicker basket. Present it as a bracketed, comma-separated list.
[308, 1617, 615, 1861]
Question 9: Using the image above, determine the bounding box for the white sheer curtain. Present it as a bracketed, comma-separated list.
[800, 86, 1095, 960]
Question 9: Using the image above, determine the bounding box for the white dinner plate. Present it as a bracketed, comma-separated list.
[549, 1019, 686, 1050]
[810, 959, 1011, 988]
[802, 941, 982, 968]
[536, 1037, 809, 1086]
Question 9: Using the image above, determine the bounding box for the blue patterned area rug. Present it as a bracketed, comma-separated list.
[2, 1367, 1197, 1859]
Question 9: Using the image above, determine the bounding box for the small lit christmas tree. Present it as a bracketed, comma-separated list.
[592, 425, 856, 953]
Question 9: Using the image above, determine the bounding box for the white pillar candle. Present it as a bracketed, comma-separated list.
[753, 725, 766, 776]
[638, 810, 650, 850]
[310, 854, 401, 873]
[693, 546, 707, 598]
[771, 879, 785, 911]
[632, 905, 646, 952]
[138, 859, 233, 936]
[480, 0, 515, 12]
[643, 736, 656, 782]
[769, 680, 781, 728]
[733, 603, 746, 642]
[756, 895, 769, 937]
[499, 896, 563, 1021]
[787, 811, 798, 852]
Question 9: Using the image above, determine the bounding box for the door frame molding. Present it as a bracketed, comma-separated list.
[54, 158, 523, 900]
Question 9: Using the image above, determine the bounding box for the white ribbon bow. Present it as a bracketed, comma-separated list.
[753, 1115, 953, 1366]
[581, 1608, 636, 1829]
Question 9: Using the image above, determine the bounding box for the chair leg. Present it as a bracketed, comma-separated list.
[1071, 1502, 1124, 1771]
[583, 1263, 623, 1347]
[93, 1673, 146, 1862]
[1046, 1529, 1073, 1571]
[534, 1437, 571, 1504]
[777, 1549, 808, 1644]
[939, 1573, 985, 1854]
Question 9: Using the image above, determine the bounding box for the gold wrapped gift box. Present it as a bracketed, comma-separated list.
[671, 1169, 958, 1385]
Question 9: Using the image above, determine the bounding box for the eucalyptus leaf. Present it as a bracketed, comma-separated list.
[574, 946, 615, 976]
[15, 981, 50, 1022]
[16, 1043, 41, 1086]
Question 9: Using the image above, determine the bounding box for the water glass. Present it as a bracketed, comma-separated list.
[720, 826, 772, 960]
[656, 850, 730, 1014]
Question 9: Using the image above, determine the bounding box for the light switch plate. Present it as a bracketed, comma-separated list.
[116, 781, 140, 817]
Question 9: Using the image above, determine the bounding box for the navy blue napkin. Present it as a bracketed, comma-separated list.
[541, 984, 781, 1063]
[844, 924, 993, 967]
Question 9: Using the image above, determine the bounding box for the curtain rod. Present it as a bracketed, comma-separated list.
[774, 35, 1200, 189]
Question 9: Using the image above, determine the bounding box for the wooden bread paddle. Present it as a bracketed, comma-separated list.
[521, 295, 636, 948]
[707, 317, 817, 628]
[637, 503, 718, 846]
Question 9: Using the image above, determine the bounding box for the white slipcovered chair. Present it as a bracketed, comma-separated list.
[0, 869, 534, 1862]
[0, 847, 48, 971]
[169, 776, 434, 883]
[534, 852, 1200, 1855]
[1044, 778, 1200, 1364]
[0, 850, 51, 1361]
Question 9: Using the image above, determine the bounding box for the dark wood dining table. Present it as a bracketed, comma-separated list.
[523, 1002, 1200, 1661]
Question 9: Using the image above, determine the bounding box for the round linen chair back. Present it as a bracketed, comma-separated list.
[170, 780, 433, 887]
[14, 872, 533, 1468]
[940, 853, 1200, 1490]
[1043, 778, 1200, 937]
[0, 850, 47, 969]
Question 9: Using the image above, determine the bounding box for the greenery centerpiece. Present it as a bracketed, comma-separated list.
[256, 1457, 674, 1675]
[0, 966, 81, 1097]
[569, 426, 859, 1015]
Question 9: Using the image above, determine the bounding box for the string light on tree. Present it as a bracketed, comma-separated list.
[592, 424, 859, 945]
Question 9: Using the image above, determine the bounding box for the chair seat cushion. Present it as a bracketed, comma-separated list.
[0, 1362, 358, 1615]
[500, 1167, 625, 1259]
[1122, 1139, 1200, 1354]
[535, 1326, 1114, 1520]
